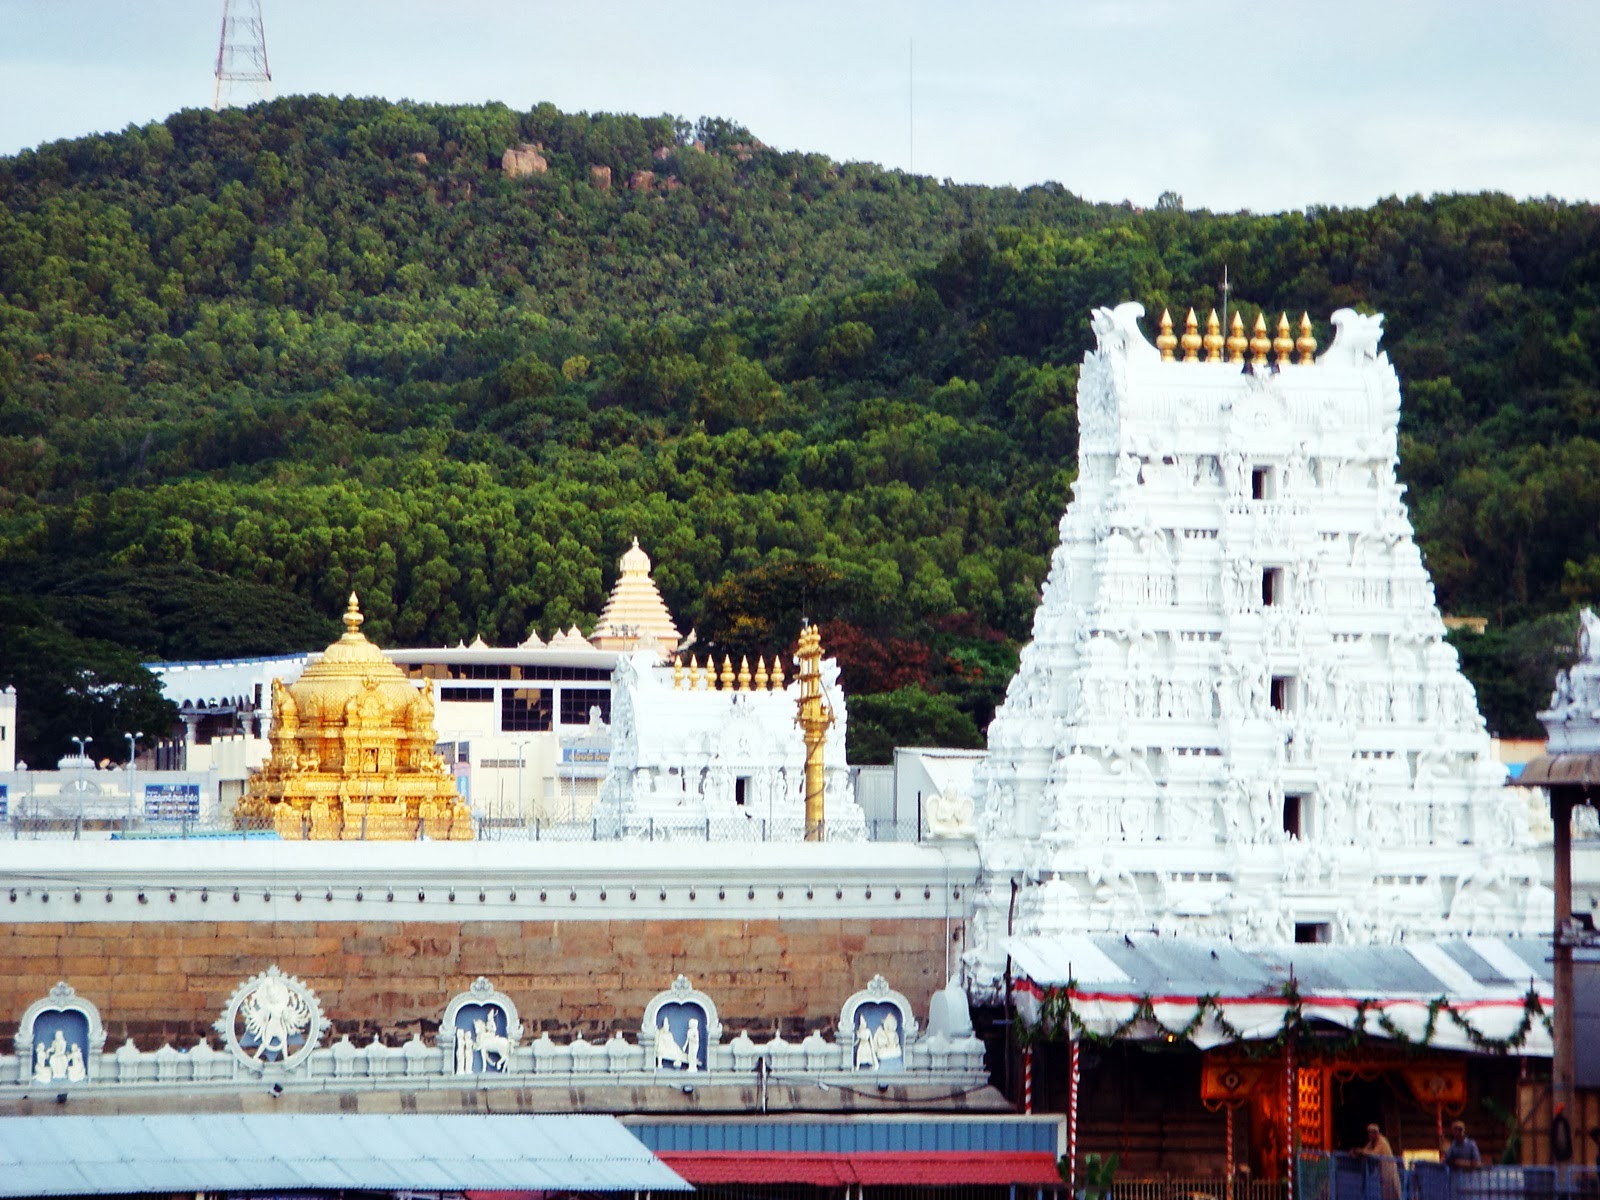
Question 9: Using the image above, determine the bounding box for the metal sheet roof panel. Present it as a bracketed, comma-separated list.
[0, 1114, 689, 1197]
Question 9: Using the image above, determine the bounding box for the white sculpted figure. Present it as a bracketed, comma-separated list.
[854, 1015, 878, 1070]
[455, 1024, 475, 1073]
[34, 1028, 86, 1083]
[240, 974, 312, 1061]
[471, 1016, 513, 1071]
[655, 1015, 701, 1072]
[873, 1013, 903, 1064]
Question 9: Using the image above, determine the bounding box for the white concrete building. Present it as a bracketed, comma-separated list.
[967, 304, 1547, 987]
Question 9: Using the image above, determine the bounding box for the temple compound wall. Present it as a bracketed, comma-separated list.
[0, 841, 973, 1048]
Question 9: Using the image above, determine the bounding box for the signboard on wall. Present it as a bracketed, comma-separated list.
[562, 747, 609, 764]
[144, 783, 200, 820]
[0, 783, 7, 819]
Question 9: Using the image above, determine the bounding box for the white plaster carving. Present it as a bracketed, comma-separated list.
[838, 975, 917, 1073]
[440, 977, 524, 1075]
[1540, 609, 1600, 753]
[14, 982, 106, 1086]
[968, 303, 1540, 987]
[214, 965, 327, 1072]
[641, 975, 721, 1074]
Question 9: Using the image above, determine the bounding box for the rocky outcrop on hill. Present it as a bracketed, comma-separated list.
[501, 143, 549, 178]
[590, 165, 612, 189]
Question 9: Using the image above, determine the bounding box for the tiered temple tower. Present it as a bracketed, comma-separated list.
[588, 538, 682, 657]
[967, 303, 1543, 984]
[238, 594, 472, 839]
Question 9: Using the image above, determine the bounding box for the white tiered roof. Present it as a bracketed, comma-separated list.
[967, 303, 1545, 986]
[589, 539, 681, 656]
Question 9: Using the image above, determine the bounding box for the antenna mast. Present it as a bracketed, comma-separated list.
[213, 0, 273, 112]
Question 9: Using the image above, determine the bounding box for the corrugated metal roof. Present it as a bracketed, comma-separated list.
[632, 1117, 1061, 1155]
[1010, 935, 1553, 995]
[0, 1114, 690, 1197]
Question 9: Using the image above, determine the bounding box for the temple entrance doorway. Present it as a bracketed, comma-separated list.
[1332, 1074, 1397, 1155]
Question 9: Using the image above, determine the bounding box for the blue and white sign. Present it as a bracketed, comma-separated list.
[0, 783, 7, 819]
[144, 783, 200, 820]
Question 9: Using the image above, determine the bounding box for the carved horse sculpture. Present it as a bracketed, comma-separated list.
[471, 1017, 513, 1071]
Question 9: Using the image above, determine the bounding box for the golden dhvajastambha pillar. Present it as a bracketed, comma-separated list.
[237, 594, 473, 840]
[794, 623, 833, 842]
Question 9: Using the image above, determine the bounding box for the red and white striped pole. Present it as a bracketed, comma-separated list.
[1023, 1045, 1034, 1114]
[1226, 1105, 1236, 1200]
[1068, 1038, 1082, 1197]
[1285, 1040, 1297, 1200]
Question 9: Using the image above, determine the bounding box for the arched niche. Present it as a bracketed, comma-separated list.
[440, 977, 524, 1075]
[840, 974, 918, 1073]
[641, 975, 721, 1074]
[15, 982, 106, 1086]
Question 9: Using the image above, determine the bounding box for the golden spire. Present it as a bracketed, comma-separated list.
[754, 656, 769, 690]
[770, 657, 786, 689]
[1156, 308, 1177, 361]
[719, 654, 734, 691]
[1296, 312, 1318, 364]
[343, 592, 364, 636]
[737, 655, 752, 691]
[795, 623, 833, 842]
[1181, 308, 1202, 361]
[1226, 312, 1247, 363]
[1273, 313, 1294, 365]
[1249, 313, 1270, 367]
[672, 655, 684, 690]
[1203, 309, 1224, 362]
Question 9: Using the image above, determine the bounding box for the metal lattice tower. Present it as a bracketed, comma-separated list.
[212, 0, 273, 112]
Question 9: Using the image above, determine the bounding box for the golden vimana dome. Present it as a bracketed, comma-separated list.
[237, 593, 472, 840]
[589, 537, 682, 655]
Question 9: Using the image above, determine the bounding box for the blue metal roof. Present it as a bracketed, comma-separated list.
[0, 1114, 690, 1197]
[631, 1117, 1063, 1155]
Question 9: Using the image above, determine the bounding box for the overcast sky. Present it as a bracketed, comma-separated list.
[2, 0, 1595, 214]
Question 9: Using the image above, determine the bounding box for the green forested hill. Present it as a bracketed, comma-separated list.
[1, 97, 1596, 763]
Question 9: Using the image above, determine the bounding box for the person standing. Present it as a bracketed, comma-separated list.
[1443, 1121, 1482, 1169]
[1357, 1124, 1403, 1200]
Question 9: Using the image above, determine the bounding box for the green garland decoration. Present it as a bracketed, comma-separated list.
[1021, 977, 1552, 1056]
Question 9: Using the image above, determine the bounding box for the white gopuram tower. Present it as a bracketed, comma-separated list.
[967, 303, 1544, 986]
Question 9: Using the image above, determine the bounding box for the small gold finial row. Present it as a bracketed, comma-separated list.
[671, 653, 786, 692]
[1165, 307, 1317, 366]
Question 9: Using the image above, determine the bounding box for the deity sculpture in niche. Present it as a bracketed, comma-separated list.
[440, 977, 523, 1075]
[840, 975, 917, 1073]
[14, 982, 106, 1086]
[215, 966, 327, 1072]
[642, 976, 721, 1075]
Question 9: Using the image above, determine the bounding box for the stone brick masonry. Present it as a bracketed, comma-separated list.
[0, 916, 958, 1048]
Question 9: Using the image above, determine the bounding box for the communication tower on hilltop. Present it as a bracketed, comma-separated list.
[212, 0, 273, 112]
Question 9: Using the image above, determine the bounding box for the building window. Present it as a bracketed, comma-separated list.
[559, 688, 612, 726]
[440, 687, 494, 702]
[735, 777, 750, 807]
[1294, 922, 1330, 944]
[452, 663, 513, 681]
[1262, 567, 1284, 607]
[501, 688, 552, 733]
[1283, 793, 1307, 839]
[1270, 676, 1295, 713]
[1251, 467, 1275, 500]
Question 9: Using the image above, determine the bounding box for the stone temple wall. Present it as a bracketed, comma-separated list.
[0, 916, 955, 1047]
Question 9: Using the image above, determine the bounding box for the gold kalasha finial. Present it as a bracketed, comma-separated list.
[1296, 312, 1318, 364]
[1226, 312, 1247, 363]
[1204, 310, 1224, 362]
[672, 656, 684, 690]
[1249, 313, 1270, 367]
[1156, 308, 1178, 361]
[690, 654, 705, 690]
[719, 655, 734, 691]
[1274, 313, 1294, 364]
[737, 655, 752, 691]
[770, 657, 786, 689]
[1181, 308, 1202, 361]
[344, 593, 364, 635]
[754, 656, 769, 690]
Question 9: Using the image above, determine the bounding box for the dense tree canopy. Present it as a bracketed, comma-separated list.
[0, 97, 1595, 764]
